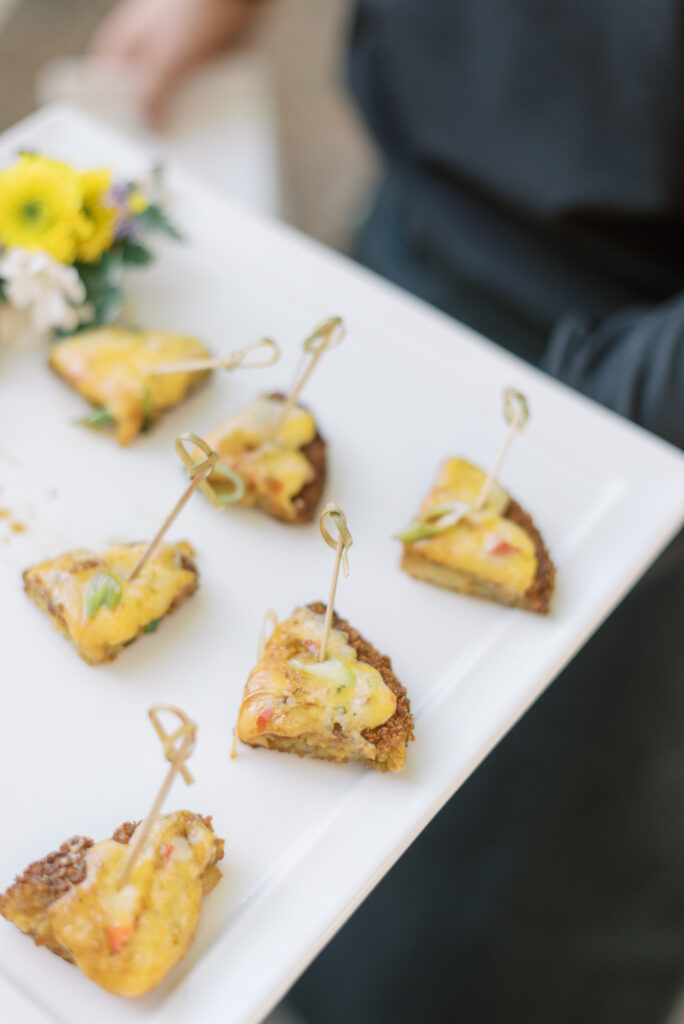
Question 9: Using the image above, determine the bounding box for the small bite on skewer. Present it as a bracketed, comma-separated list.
[2, 705, 222, 998]
[237, 604, 414, 772]
[51, 327, 212, 445]
[204, 392, 326, 523]
[396, 391, 555, 613]
[202, 317, 343, 524]
[0, 811, 224, 998]
[23, 541, 199, 665]
[236, 505, 413, 771]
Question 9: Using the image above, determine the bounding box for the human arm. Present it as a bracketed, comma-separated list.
[544, 294, 684, 449]
[90, 0, 270, 127]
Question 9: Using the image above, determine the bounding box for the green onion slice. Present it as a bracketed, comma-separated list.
[290, 658, 356, 688]
[78, 406, 116, 430]
[394, 500, 471, 543]
[84, 572, 122, 620]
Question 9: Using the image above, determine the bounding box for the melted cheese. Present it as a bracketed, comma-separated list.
[410, 458, 537, 595]
[50, 328, 210, 445]
[205, 397, 317, 521]
[48, 812, 221, 998]
[238, 607, 397, 760]
[25, 542, 196, 663]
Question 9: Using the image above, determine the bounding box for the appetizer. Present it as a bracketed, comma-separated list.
[51, 326, 211, 445]
[397, 457, 555, 613]
[23, 541, 198, 664]
[0, 811, 224, 998]
[204, 392, 326, 524]
[237, 603, 413, 771]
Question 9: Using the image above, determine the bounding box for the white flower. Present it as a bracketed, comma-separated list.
[0, 247, 93, 334]
[136, 167, 164, 208]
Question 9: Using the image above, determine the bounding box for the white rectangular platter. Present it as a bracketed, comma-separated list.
[1, 105, 683, 1024]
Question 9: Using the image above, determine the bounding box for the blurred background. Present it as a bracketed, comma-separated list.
[0, 0, 378, 251]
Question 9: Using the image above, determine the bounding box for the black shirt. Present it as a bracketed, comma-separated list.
[349, 0, 684, 446]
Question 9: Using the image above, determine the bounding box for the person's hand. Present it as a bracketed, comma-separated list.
[91, 0, 264, 128]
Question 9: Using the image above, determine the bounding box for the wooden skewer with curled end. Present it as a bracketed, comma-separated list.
[119, 705, 197, 888]
[231, 608, 279, 760]
[128, 433, 245, 582]
[318, 502, 353, 661]
[473, 388, 530, 513]
[271, 317, 345, 437]
[150, 336, 280, 376]
[257, 608, 279, 661]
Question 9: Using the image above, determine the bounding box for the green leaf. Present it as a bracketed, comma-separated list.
[395, 501, 471, 543]
[119, 240, 154, 266]
[78, 406, 116, 429]
[143, 618, 162, 634]
[84, 572, 122, 620]
[75, 251, 125, 326]
[135, 203, 183, 241]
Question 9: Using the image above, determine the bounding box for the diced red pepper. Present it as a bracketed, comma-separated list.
[160, 842, 174, 862]
[490, 538, 518, 556]
[108, 921, 134, 954]
[257, 707, 274, 731]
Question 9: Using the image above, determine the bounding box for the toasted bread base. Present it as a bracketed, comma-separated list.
[22, 546, 199, 665]
[0, 815, 222, 962]
[244, 603, 414, 772]
[401, 499, 554, 614]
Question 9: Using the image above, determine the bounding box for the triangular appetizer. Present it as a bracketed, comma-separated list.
[237, 603, 413, 771]
[50, 327, 211, 445]
[204, 393, 326, 523]
[23, 541, 198, 665]
[0, 811, 224, 998]
[398, 458, 554, 613]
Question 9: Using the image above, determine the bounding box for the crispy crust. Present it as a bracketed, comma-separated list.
[268, 393, 326, 524]
[504, 499, 555, 614]
[0, 814, 223, 960]
[401, 498, 555, 614]
[312, 604, 415, 766]
[22, 544, 199, 666]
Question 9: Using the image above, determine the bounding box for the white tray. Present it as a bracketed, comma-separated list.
[1, 105, 683, 1024]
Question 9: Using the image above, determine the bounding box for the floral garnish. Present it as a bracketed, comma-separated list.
[84, 571, 122, 620]
[395, 500, 471, 543]
[0, 248, 92, 334]
[76, 168, 117, 264]
[0, 155, 83, 264]
[0, 154, 180, 345]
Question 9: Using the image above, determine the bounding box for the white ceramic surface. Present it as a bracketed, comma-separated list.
[0, 105, 683, 1024]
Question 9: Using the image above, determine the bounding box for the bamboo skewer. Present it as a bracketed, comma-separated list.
[119, 705, 197, 888]
[318, 503, 353, 661]
[128, 434, 244, 582]
[150, 336, 280, 376]
[473, 388, 529, 513]
[271, 317, 345, 437]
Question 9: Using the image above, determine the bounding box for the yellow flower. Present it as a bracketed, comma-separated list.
[128, 188, 149, 215]
[0, 155, 83, 263]
[76, 168, 117, 263]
